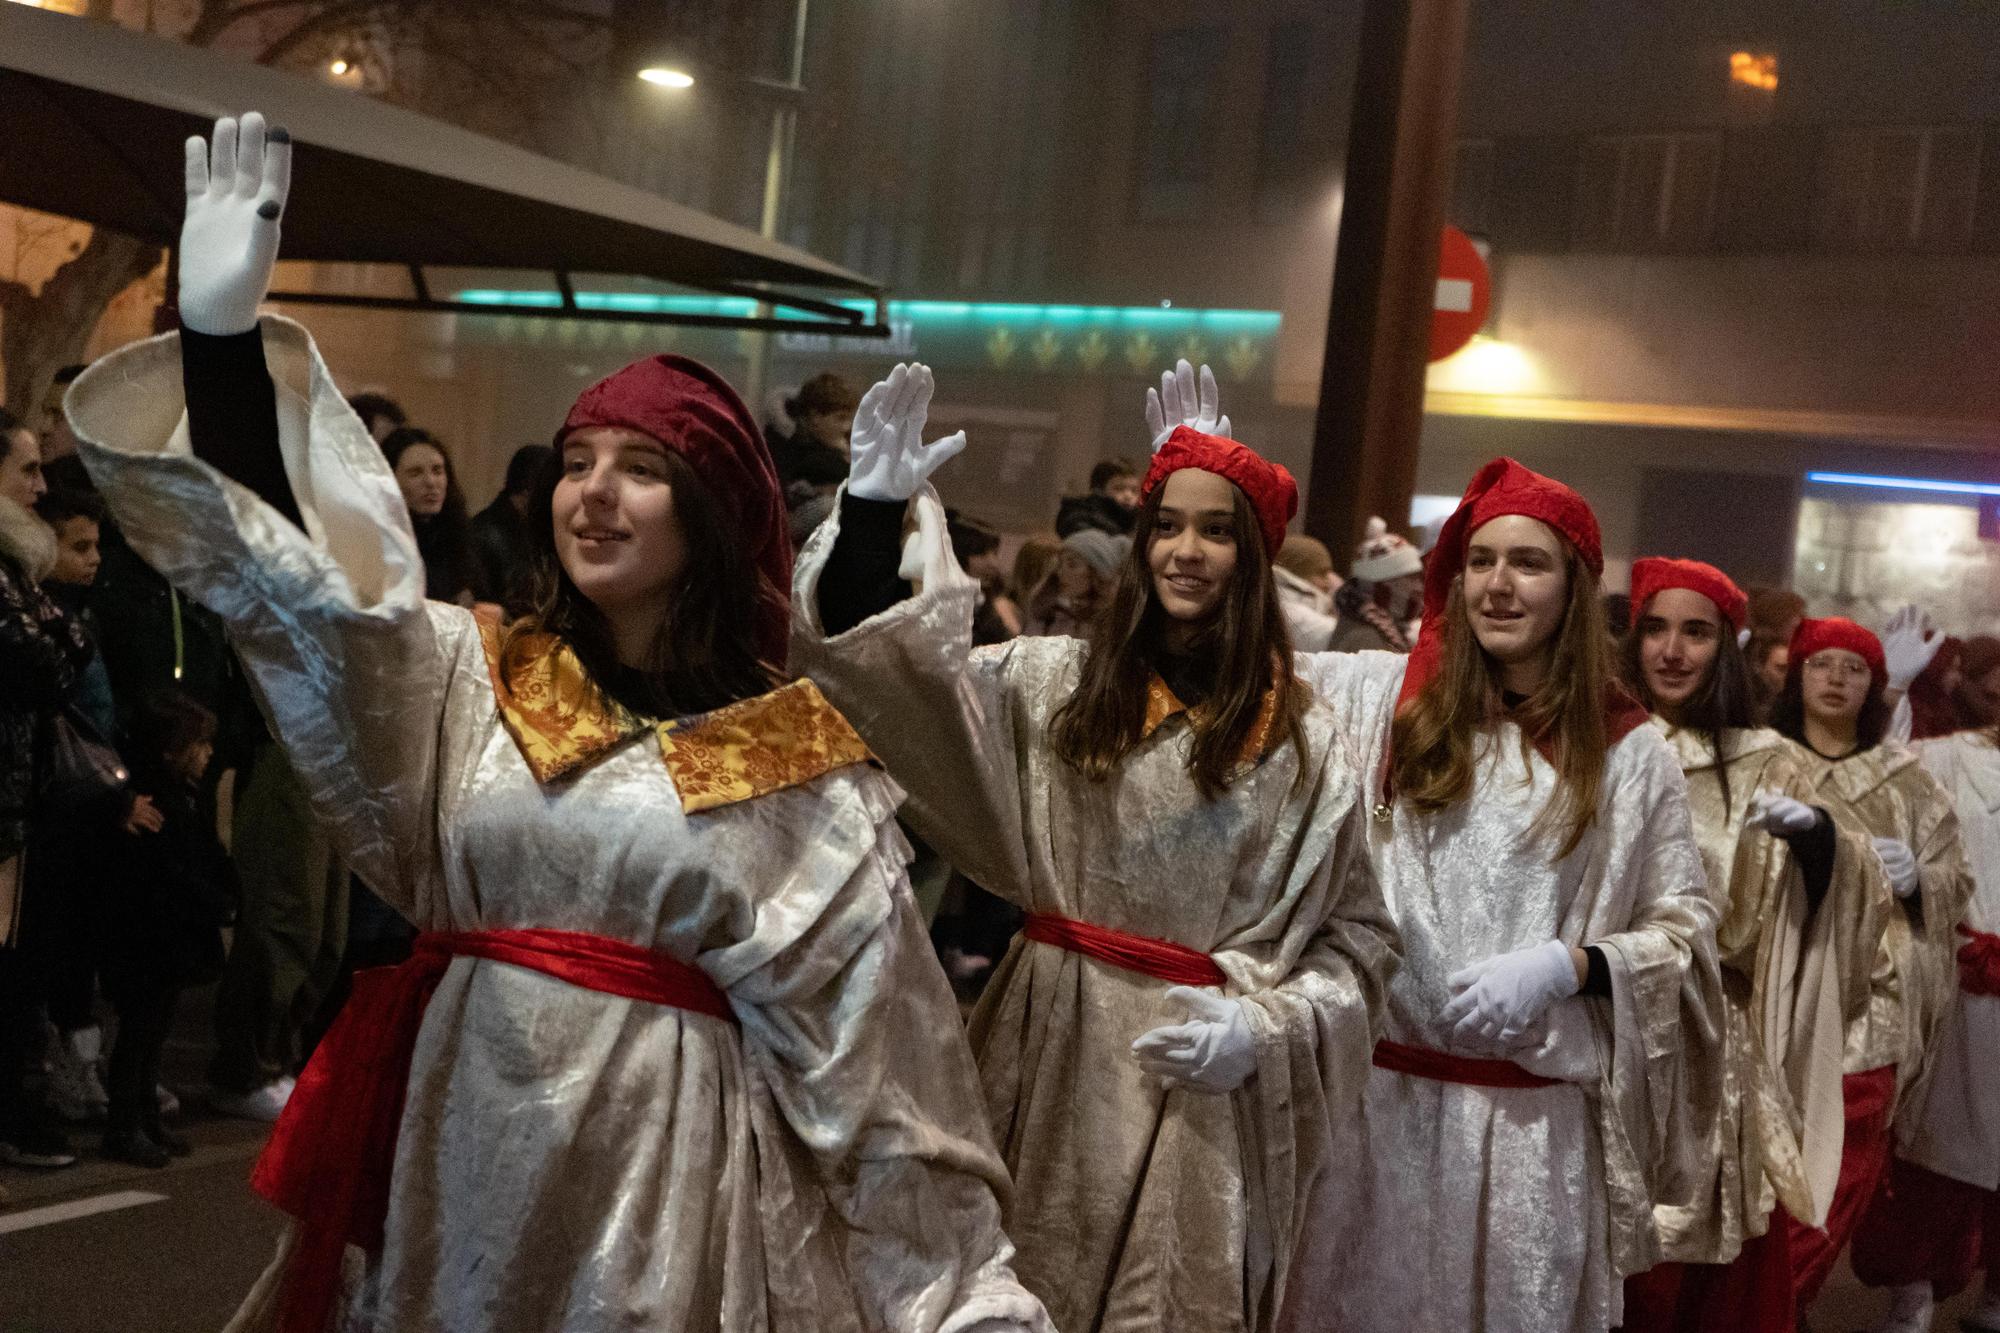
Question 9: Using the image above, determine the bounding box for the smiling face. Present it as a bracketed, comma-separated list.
[1638, 587, 1725, 715]
[553, 426, 688, 624]
[1462, 514, 1569, 677]
[1147, 468, 1239, 623]
[1802, 648, 1871, 728]
[392, 442, 450, 518]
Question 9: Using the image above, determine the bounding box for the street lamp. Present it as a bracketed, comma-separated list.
[633, 3, 811, 408]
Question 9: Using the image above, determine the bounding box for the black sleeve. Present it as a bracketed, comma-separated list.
[180, 326, 302, 531]
[1580, 945, 1611, 998]
[1779, 808, 1837, 911]
[817, 492, 912, 637]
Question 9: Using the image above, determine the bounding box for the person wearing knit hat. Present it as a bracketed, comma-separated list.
[1328, 516, 1424, 654]
[795, 357, 1396, 1333]
[1022, 528, 1131, 639]
[1765, 617, 1974, 1313]
[1287, 457, 1721, 1333]
[65, 116, 1050, 1333]
[1617, 558, 1887, 1333]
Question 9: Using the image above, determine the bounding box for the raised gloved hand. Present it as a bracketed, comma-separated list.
[1130, 985, 1256, 1093]
[179, 112, 291, 336]
[1882, 604, 1945, 692]
[1746, 789, 1822, 838]
[1144, 358, 1231, 452]
[1441, 939, 1581, 1048]
[1873, 836, 1921, 899]
[847, 362, 968, 502]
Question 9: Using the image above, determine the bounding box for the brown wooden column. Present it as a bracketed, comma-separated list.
[1305, 0, 1471, 555]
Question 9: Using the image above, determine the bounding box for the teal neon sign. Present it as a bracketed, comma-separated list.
[448, 291, 1282, 380]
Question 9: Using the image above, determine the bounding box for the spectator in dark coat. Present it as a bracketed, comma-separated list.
[470, 444, 553, 616]
[0, 407, 91, 1170]
[767, 372, 858, 497]
[1054, 458, 1140, 538]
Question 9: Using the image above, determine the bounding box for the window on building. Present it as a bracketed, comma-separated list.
[1253, 21, 1318, 222]
[1135, 25, 1226, 223]
[1573, 132, 1720, 250]
[1451, 138, 1496, 236]
[1724, 50, 1779, 125]
[1814, 125, 1982, 252]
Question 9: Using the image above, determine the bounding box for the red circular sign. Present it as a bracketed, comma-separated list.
[1430, 225, 1492, 362]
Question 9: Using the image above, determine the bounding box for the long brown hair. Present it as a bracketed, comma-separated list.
[1620, 608, 1756, 808]
[1391, 540, 1613, 858]
[500, 447, 781, 719]
[1048, 480, 1309, 800]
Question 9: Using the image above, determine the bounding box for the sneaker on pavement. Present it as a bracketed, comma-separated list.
[1964, 1288, 2000, 1332]
[0, 1121, 79, 1169]
[102, 1127, 171, 1170]
[47, 1028, 109, 1123]
[208, 1081, 291, 1123]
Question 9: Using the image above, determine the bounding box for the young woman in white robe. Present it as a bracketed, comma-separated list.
[1765, 617, 1973, 1311]
[67, 113, 1047, 1333]
[1852, 722, 2000, 1333]
[791, 365, 1400, 1333]
[1281, 459, 1722, 1333]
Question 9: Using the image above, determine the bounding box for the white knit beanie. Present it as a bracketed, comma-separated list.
[1351, 516, 1422, 583]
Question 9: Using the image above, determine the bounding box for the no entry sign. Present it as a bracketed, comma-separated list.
[1430, 225, 1491, 362]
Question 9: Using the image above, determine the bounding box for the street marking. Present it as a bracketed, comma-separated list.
[1435, 278, 1475, 313]
[0, 1190, 168, 1234]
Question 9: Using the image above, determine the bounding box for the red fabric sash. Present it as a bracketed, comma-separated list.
[1371, 1038, 1560, 1090]
[250, 928, 733, 1333]
[1022, 911, 1225, 987]
[1957, 923, 2000, 997]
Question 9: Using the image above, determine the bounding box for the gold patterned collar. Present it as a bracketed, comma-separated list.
[1141, 671, 1287, 772]
[479, 622, 873, 813]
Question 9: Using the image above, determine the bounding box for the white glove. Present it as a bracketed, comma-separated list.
[1441, 940, 1581, 1047]
[179, 113, 291, 336]
[1882, 604, 1945, 692]
[847, 363, 967, 502]
[1143, 358, 1232, 452]
[1130, 985, 1256, 1093]
[1873, 836, 1921, 899]
[1746, 789, 1822, 838]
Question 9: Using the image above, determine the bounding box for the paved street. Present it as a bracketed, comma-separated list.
[0, 993, 1980, 1333]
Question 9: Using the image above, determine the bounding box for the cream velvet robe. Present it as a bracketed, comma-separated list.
[1791, 741, 1973, 1116]
[1284, 651, 1721, 1333]
[1647, 723, 1889, 1263]
[1896, 732, 2000, 1188]
[790, 491, 1399, 1333]
[68, 319, 1049, 1333]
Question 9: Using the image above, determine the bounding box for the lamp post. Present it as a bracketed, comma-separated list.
[743, 0, 811, 413]
[636, 0, 810, 413]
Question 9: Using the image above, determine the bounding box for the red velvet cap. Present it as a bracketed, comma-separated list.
[560, 355, 790, 667]
[1397, 458, 1605, 713]
[1789, 617, 1886, 685]
[1630, 557, 1749, 633]
[1141, 426, 1297, 558]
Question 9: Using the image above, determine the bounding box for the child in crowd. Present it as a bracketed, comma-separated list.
[100, 690, 234, 1168]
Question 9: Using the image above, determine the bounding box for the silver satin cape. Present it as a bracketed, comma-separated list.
[1284, 652, 1723, 1333]
[789, 490, 1400, 1333]
[67, 318, 1051, 1333]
